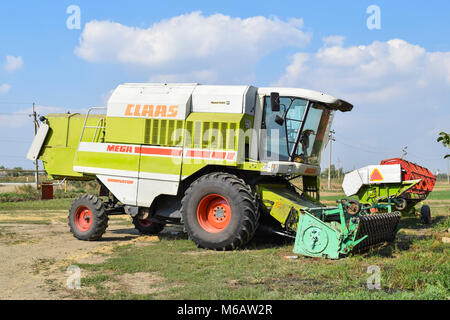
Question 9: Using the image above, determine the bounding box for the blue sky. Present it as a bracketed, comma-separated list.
[0, 1, 449, 173]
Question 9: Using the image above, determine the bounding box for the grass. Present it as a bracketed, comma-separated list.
[1, 182, 448, 300]
[68, 182, 448, 300]
[71, 224, 449, 300]
[0, 198, 75, 211]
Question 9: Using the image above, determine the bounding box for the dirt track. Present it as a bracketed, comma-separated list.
[0, 220, 151, 299]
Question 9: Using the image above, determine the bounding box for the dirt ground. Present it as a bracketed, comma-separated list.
[0, 185, 19, 193]
[0, 218, 161, 300]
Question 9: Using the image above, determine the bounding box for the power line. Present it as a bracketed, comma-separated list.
[334, 139, 395, 155]
[334, 137, 446, 168]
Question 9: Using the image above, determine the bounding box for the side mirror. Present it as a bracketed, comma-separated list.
[270, 92, 280, 112]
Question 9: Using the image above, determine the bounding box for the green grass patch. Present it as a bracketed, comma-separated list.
[72, 227, 449, 300]
[0, 198, 74, 211]
[427, 189, 450, 201]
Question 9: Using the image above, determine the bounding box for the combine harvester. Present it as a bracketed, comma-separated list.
[27, 83, 411, 259]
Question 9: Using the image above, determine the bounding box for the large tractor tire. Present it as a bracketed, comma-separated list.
[68, 195, 109, 241]
[181, 172, 259, 250]
[132, 217, 165, 235]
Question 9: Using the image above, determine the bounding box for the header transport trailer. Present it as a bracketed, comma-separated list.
[27, 83, 401, 259]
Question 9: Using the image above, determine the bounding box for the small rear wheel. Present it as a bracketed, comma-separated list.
[132, 217, 164, 235]
[420, 205, 432, 224]
[68, 195, 108, 240]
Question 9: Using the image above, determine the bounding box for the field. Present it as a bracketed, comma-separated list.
[0, 182, 448, 300]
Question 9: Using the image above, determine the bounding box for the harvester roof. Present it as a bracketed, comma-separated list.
[258, 87, 353, 112]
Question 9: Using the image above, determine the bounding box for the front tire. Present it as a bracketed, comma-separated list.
[181, 172, 259, 250]
[420, 205, 432, 224]
[68, 195, 108, 241]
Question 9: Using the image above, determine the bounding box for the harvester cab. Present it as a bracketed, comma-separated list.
[27, 83, 402, 259]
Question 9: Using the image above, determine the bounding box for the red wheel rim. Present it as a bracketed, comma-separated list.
[74, 206, 93, 232]
[196, 194, 231, 233]
[138, 219, 152, 227]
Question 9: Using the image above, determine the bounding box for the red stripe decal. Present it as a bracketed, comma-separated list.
[226, 152, 236, 161]
[138, 147, 182, 157]
[185, 150, 211, 158]
[211, 151, 226, 160]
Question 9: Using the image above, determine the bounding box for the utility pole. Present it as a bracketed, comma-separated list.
[328, 130, 335, 190]
[337, 158, 341, 180]
[447, 158, 450, 184]
[401, 146, 408, 159]
[31, 103, 39, 190]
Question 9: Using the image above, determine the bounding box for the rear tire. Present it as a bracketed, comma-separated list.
[420, 205, 432, 224]
[132, 217, 164, 235]
[68, 195, 108, 240]
[181, 172, 259, 250]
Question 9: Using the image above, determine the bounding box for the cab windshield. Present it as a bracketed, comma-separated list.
[262, 96, 332, 165]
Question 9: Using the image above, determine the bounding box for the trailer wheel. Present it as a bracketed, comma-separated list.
[420, 205, 432, 225]
[132, 217, 164, 235]
[181, 172, 259, 250]
[68, 195, 108, 241]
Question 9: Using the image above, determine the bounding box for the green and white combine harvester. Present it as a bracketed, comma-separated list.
[27, 83, 434, 259]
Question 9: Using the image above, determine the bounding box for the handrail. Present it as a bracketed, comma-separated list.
[74, 107, 107, 167]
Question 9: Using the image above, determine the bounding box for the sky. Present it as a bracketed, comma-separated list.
[0, 0, 449, 174]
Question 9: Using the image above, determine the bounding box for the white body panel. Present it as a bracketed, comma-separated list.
[264, 161, 320, 176]
[342, 164, 402, 196]
[97, 174, 138, 205]
[27, 123, 49, 161]
[136, 179, 179, 207]
[106, 83, 348, 121]
[191, 85, 257, 115]
[258, 87, 348, 109]
[107, 83, 198, 120]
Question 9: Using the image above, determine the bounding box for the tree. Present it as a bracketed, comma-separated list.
[437, 132, 450, 159]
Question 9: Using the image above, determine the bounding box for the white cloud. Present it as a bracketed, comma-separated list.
[4, 55, 24, 73]
[322, 35, 346, 47]
[276, 39, 450, 171]
[75, 11, 311, 82]
[0, 83, 11, 94]
[277, 39, 450, 104]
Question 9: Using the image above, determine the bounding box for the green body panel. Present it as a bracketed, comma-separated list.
[258, 184, 319, 231]
[294, 213, 341, 259]
[105, 117, 184, 146]
[139, 156, 182, 176]
[357, 180, 420, 204]
[74, 151, 140, 173]
[39, 113, 105, 180]
[181, 113, 253, 178]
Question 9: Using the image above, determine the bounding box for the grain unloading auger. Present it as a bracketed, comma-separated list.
[27, 83, 401, 259]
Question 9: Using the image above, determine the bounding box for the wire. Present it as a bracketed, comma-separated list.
[334, 136, 446, 166]
[334, 139, 397, 155]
